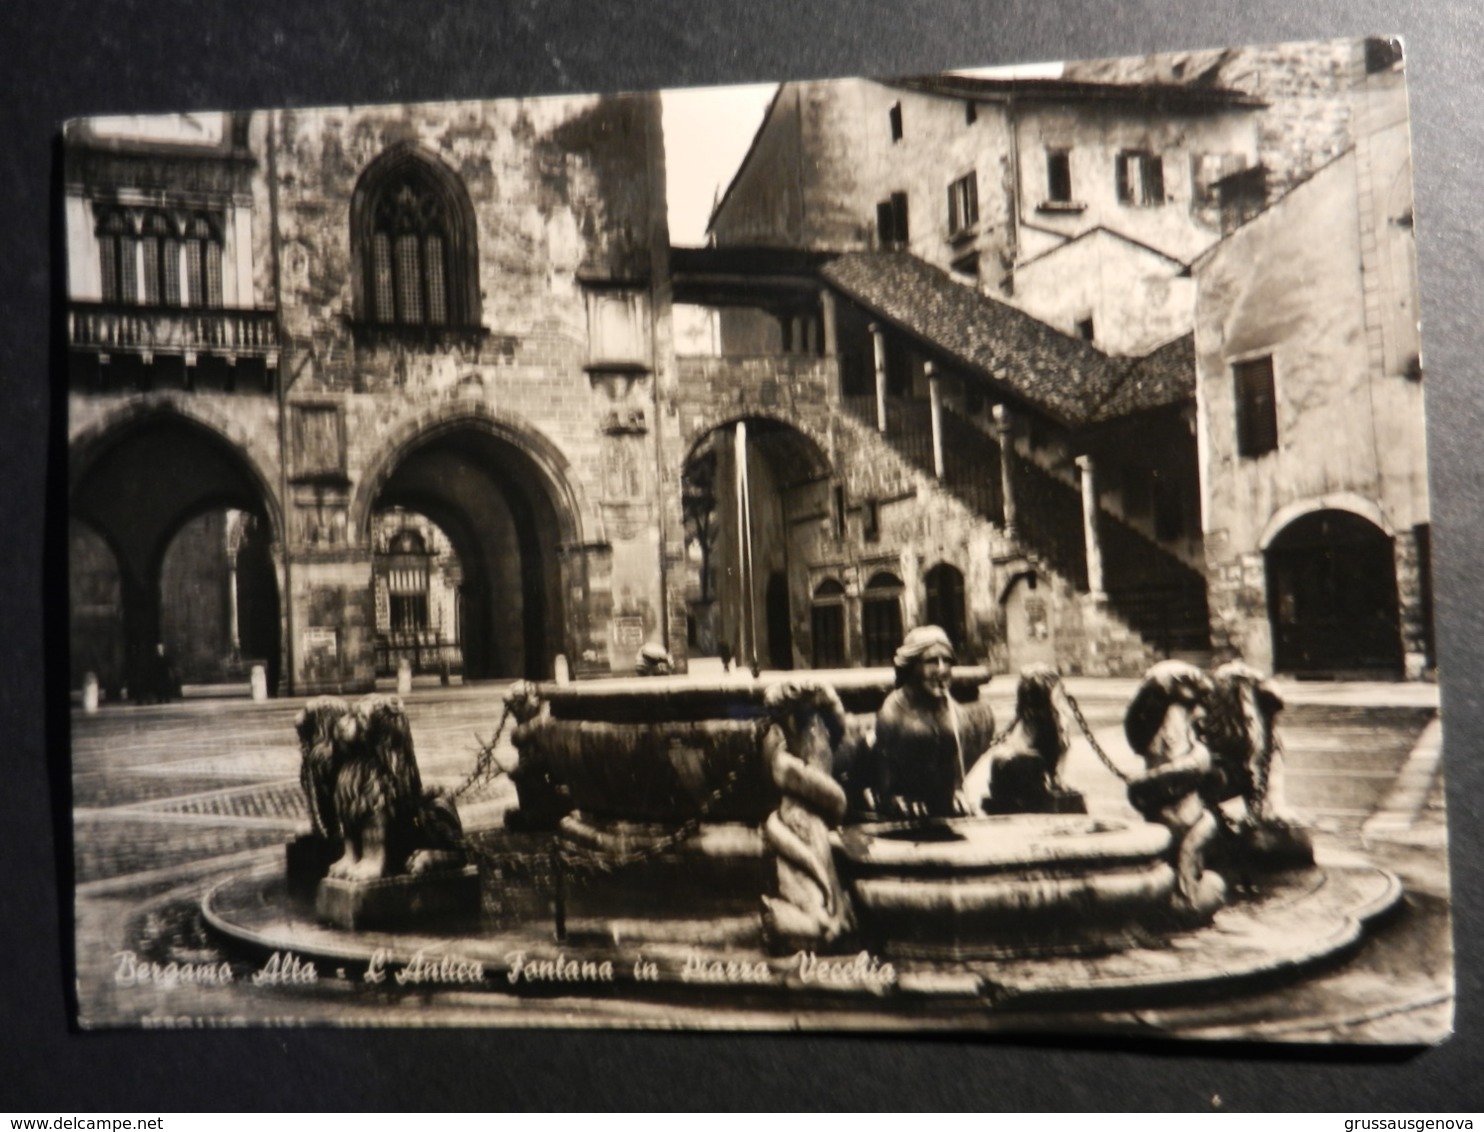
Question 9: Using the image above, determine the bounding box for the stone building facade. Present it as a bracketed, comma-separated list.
[1194, 63, 1429, 677]
[63, 41, 1431, 695]
[65, 93, 685, 696]
[689, 39, 1428, 680]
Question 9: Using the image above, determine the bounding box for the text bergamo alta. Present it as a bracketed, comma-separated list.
[114, 948, 897, 990]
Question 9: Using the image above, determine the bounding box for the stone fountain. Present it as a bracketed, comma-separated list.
[199, 657, 1399, 1023]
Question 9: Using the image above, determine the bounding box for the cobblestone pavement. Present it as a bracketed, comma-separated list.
[69, 673, 1445, 887]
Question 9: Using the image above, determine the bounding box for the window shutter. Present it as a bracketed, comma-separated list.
[1234, 356, 1279, 456]
[1148, 156, 1166, 204]
[1115, 155, 1130, 203]
[892, 192, 909, 243]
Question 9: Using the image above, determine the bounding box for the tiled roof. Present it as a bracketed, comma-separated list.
[888, 73, 1265, 112]
[1086, 332, 1196, 423]
[820, 251, 1128, 427]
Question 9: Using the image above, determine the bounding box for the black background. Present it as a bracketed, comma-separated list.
[4, 0, 1481, 1111]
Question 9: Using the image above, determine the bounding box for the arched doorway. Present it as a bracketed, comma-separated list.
[1004, 571, 1056, 672]
[811, 579, 847, 669]
[368, 424, 567, 680]
[682, 417, 832, 672]
[923, 562, 967, 653]
[766, 571, 793, 670]
[70, 412, 283, 698]
[861, 571, 905, 666]
[1265, 509, 1403, 675]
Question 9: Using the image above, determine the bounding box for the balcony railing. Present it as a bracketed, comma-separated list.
[69, 302, 279, 359]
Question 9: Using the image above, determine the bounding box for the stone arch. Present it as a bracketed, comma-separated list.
[350, 401, 590, 680]
[349, 400, 592, 546]
[68, 401, 285, 695]
[681, 408, 833, 482]
[69, 397, 284, 542]
[1264, 507, 1403, 675]
[1258, 492, 1393, 552]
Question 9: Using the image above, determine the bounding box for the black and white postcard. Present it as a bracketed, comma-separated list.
[63, 36, 1452, 1041]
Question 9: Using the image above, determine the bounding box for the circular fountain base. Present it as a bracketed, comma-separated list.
[200, 829, 1402, 1020]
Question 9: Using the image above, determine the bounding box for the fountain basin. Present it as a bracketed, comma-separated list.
[836, 815, 1179, 956]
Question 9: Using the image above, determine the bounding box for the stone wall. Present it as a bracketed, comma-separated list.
[1193, 76, 1428, 675]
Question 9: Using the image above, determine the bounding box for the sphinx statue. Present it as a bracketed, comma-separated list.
[964, 663, 1085, 815]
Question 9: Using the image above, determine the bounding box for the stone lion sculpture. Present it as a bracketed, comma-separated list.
[1199, 662, 1313, 868]
[1123, 660, 1227, 919]
[294, 693, 466, 883]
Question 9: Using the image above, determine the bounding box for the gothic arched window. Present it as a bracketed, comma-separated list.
[183, 214, 223, 308]
[352, 147, 480, 338]
[139, 211, 180, 307]
[96, 209, 137, 304]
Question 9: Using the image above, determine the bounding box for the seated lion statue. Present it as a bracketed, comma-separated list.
[293, 693, 467, 883]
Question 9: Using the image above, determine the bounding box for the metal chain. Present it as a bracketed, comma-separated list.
[452, 701, 515, 800]
[556, 763, 748, 877]
[984, 709, 1021, 753]
[555, 716, 773, 878]
[1060, 689, 1135, 784]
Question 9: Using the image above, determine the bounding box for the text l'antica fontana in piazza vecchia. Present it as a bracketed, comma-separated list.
[64, 35, 1452, 1041]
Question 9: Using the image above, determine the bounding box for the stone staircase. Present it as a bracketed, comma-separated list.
[840, 394, 1211, 665]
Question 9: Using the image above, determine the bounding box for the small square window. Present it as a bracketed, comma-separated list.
[1075, 316, 1095, 342]
[1233, 355, 1278, 457]
[876, 192, 910, 247]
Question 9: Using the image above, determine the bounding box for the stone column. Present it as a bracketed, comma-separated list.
[927, 362, 945, 480]
[870, 321, 888, 432]
[993, 403, 1016, 534]
[819, 288, 840, 373]
[1076, 454, 1105, 598]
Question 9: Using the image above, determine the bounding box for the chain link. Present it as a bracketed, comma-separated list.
[452, 701, 515, 800]
[1060, 688, 1135, 784]
[556, 762, 751, 877]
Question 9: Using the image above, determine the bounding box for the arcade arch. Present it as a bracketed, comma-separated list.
[363, 421, 574, 680]
[681, 416, 833, 670]
[69, 410, 283, 697]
